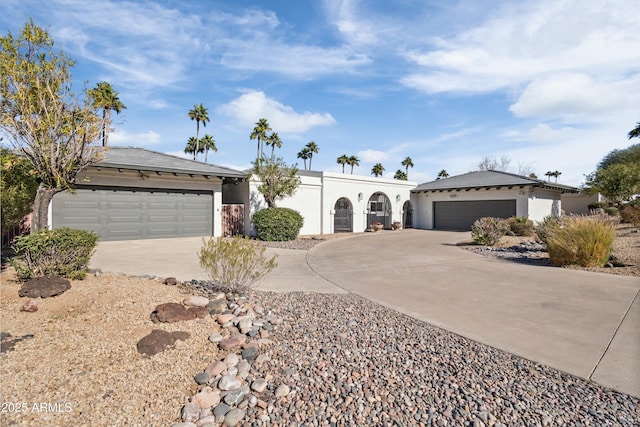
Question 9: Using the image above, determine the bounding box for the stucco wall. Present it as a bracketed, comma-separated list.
[410, 186, 536, 229]
[562, 192, 603, 215]
[528, 188, 562, 222]
[248, 171, 415, 235]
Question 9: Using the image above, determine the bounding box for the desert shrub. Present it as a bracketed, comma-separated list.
[198, 236, 278, 293]
[507, 216, 534, 236]
[534, 215, 563, 245]
[603, 206, 619, 216]
[587, 201, 609, 211]
[252, 207, 304, 241]
[10, 227, 99, 280]
[471, 217, 510, 246]
[620, 203, 640, 225]
[546, 215, 617, 267]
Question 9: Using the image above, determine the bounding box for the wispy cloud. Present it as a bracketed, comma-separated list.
[110, 130, 161, 146]
[218, 90, 336, 133]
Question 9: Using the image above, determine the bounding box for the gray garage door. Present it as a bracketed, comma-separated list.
[52, 187, 213, 241]
[433, 200, 516, 231]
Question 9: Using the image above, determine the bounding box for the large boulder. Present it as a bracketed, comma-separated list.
[150, 303, 208, 323]
[136, 329, 190, 356]
[18, 276, 70, 298]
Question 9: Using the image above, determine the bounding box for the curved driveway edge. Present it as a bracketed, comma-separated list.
[306, 229, 640, 398]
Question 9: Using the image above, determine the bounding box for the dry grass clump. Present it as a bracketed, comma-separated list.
[547, 214, 618, 267]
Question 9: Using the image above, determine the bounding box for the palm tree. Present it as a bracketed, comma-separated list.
[371, 163, 385, 177]
[87, 81, 126, 147]
[545, 171, 553, 182]
[184, 136, 204, 159]
[266, 132, 282, 159]
[436, 169, 449, 180]
[200, 134, 217, 163]
[401, 156, 414, 178]
[628, 122, 640, 139]
[297, 148, 310, 170]
[394, 169, 408, 180]
[552, 170, 562, 183]
[347, 155, 360, 174]
[188, 103, 210, 157]
[337, 154, 348, 173]
[250, 118, 271, 162]
[305, 141, 319, 170]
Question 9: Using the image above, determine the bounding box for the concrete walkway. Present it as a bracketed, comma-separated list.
[90, 230, 639, 397]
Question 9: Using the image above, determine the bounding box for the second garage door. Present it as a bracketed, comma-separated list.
[434, 200, 516, 230]
[52, 187, 213, 241]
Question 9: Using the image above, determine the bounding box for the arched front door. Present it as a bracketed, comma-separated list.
[403, 200, 413, 228]
[367, 192, 391, 228]
[334, 197, 353, 232]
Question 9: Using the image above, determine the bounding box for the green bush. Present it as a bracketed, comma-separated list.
[10, 227, 99, 280]
[534, 215, 562, 245]
[587, 201, 609, 210]
[1, 148, 38, 233]
[252, 207, 304, 241]
[471, 217, 510, 246]
[198, 236, 278, 293]
[603, 206, 619, 217]
[507, 216, 534, 236]
[620, 203, 640, 225]
[546, 215, 617, 267]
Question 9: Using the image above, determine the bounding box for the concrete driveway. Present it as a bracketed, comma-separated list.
[90, 230, 639, 397]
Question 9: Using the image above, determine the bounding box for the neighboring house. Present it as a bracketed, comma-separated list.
[411, 170, 579, 230]
[561, 192, 606, 215]
[51, 147, 245, 241]
[223, 170, 417, 235]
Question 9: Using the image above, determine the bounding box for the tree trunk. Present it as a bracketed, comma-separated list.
[31, 185, 61, 232]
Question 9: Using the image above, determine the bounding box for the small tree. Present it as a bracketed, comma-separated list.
[252, 157, 300, 209]
[584, 163, 640, 206]
[1, 21, 102, 231]
[436, 169, 449, 179]
[478, 155, 510, 171]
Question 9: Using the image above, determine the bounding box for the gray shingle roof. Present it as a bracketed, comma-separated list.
[412, 170, 579, 193]
[96, 147, 246, 179]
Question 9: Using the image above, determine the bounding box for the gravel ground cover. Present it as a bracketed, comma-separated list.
[1, 227, 638, 426]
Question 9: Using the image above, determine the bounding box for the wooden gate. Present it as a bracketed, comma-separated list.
[222, 204, 244, 236]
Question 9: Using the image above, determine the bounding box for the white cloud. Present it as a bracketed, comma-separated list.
[218, 90, 336, 133]
[400, 0, 640, 95]
[110, 130, 161, 146]
[357, 149, 387, 163]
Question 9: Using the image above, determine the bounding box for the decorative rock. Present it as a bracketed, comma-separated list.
[217, 375, 241, 391]
[226, 367, 238, 376]
[195, 415, 216, 426]
[211, 292, 226, 301]
[192, 388, 220, 409]
[205, 361, 227, 378]
[181, 402, 200, 422]
[18, 276, 70, 298]
[136, 329, 190, 356]
[207, 299, 227, 315]
[217, 313, 235, 325]
[275, 384, 290, 398]
[241, 346, 259, 363]
[151, 303, 208, 323]
[224, 353, 240, 367]
[238, 318, 253, 333]
[254, 354, 270, 365]
[183, 295, 210, 307]
[208, 333, 222, 343]
[213, 403, 230, 417]
[171, 423, 196, 427]
[20, 298, 38, 312]
[224, 408, 246, 427]
[223, 387, 247, 405]
[194, 372, 210, 385]
[236, 359, 250, 379]
[219, 335, 246, 350]
[251, 378, 268, 393]
[163, 277, 177, 285]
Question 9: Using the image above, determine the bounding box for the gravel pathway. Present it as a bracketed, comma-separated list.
[178, 287, 639, 426]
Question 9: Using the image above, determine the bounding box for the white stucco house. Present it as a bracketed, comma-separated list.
[411, 170, 580, 230]
[223, 170, 417, 236]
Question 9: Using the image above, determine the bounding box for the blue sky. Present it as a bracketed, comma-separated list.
[2, 0, 639, 185]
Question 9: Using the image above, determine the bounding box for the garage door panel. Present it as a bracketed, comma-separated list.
[52, 188, 213, 241]
[434, 200, 516, 231]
